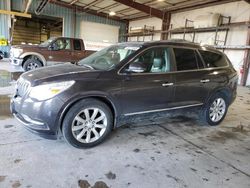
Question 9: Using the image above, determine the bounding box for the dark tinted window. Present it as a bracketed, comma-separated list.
[173, 48, 198, 71]
[73, 40, 81, 50]
[199, 50, 227, 67]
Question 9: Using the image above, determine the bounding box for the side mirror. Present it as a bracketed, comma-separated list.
[48, 43, 59, 51]
[127, 61, 147, 73]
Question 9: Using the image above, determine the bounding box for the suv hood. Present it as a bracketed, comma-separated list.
[21, 64, 100, 86]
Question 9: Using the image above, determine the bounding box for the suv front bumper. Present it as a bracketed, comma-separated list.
[10, 95, 65, 140]
[10, 57, 23, 66]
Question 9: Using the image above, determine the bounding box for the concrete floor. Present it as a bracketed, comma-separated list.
[0, 60, 250, 188]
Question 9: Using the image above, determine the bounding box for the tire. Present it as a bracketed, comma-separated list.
[200, 93, 228, 126]
[23, 58, 42, 71]
[62, 99, 113, 148]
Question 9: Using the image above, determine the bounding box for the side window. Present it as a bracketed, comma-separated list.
[199, 50, 227, 68]
[129, 47, 171, 73]
[73, 40, 82, 51]
[54, 38, 71, 50]
[173, 48, 198, 71]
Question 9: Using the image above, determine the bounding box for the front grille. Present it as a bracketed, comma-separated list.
[16, 77, 30, 97]
[9, 48, 13, 59]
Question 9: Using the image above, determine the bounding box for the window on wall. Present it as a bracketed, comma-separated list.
[73, 39, 82, 51]
[173, 48, 199, 71]
[199, 50, 227, 68]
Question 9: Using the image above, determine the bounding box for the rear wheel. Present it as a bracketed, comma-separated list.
[200, 93, 228, 126]
[62, 99, 113, 148]
[23, 58, 42, 71]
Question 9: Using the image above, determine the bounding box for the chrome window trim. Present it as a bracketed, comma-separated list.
[124, 103, 203, 116]
[119, 65, 229, 76]
[117, 44, 229, 76]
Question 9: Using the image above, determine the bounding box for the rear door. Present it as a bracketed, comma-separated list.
[72, 39, 86, 62]
[198, 49, 231, 95]
[171, 47, 209, 106]
[119, 46, 175, 115]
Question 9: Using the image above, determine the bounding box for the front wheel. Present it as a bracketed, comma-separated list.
[62, 99, 113, 148]
[200, 93, 228, 126]
[23, 58, 42, 71]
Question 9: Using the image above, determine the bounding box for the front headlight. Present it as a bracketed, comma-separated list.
[29, 81, 75, 101]
[12, 48, 23, 58]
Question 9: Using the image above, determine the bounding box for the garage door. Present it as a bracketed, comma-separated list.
[80, 21, 120, 50]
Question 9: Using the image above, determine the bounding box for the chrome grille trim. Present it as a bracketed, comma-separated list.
[16, 77, 30, 97]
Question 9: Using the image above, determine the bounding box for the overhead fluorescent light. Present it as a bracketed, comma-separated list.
[109, 11, 116, 16]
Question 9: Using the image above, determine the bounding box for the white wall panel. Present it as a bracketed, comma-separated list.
[80, 21, 119, 50]
[80, 21, 119, 43]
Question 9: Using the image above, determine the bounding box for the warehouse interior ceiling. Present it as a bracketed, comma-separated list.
[52, 0, 242, 20]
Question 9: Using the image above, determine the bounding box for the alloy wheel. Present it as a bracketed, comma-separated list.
[71, 108, 107, 143]
[27, 62, 39, 70]
[209, 98, 226, 122]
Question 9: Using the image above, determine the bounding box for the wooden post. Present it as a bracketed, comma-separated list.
[0, 10, 31, 18]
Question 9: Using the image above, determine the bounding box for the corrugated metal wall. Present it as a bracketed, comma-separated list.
[0, 0, 11, 54]
[11, 0, 127, 41]
[12, 0, 74, 37]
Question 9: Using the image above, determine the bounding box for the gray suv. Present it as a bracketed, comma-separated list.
[11, 40, 238, 148]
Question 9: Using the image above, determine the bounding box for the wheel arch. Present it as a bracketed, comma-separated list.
[58, 95, 119, 133]
[206, 87, 233, 105]
[20, 52, 46, 66]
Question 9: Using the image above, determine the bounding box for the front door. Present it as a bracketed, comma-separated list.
[119, 47, 175, 115]
[48, 38, 73, 63]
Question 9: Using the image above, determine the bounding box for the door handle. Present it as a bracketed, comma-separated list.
[162, 83, 174, 87]
[200, 79, 210, 83]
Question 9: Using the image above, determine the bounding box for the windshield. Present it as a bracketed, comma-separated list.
[39, 37, 57, 47]
[78, 44, 141, 70]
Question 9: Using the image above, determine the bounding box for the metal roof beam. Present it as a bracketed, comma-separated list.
[70, 0, 78, 5]
[84, 0, 103, 9]
[113, 0, 165, 19]
[97, 3, 120, 13]
[50, 0, 128, 23]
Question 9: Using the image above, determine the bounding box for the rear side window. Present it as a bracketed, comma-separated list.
[173, 48, 199, 71]
[73, 40, 82, 50]
[199, 50, 227, 68]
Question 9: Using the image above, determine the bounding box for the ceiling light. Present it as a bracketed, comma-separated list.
[157, 0, 164, 2]
[109, 11, 116, 16]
